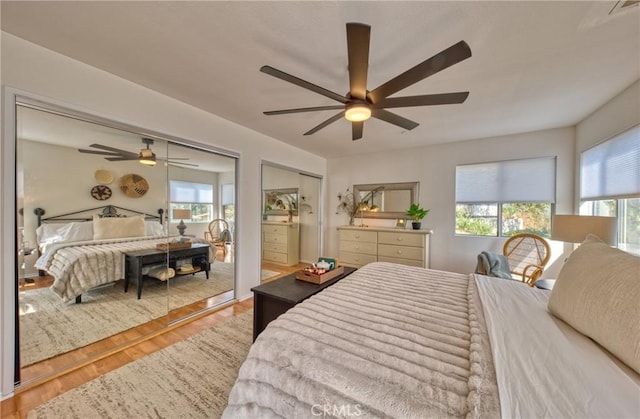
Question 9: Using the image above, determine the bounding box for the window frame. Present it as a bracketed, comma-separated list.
[169, 180, 216, 224]
[456, 202, 554, 238]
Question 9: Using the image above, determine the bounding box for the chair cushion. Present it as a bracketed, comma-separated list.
[547, 234, 640, 374]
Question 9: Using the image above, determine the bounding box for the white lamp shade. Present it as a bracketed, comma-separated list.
[551, 215, 617, 245]
[172, 209, 192, 220]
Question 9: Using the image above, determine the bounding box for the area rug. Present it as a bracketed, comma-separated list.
[260, 269, 281, 281]
[19, 263, 236, 366]
[27, 310, 253, 419]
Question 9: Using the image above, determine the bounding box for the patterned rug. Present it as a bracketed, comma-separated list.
[19, 263, 236, 366]
[27, 310, 253, 419]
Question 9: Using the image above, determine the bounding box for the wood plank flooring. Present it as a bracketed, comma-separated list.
[2, 260, 309, 419]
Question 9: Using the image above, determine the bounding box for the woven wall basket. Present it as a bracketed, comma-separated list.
[118, 173, 149, 198]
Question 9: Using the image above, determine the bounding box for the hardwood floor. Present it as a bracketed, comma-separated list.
[2, 298, 254, 419]
[3, 258, 310, 418]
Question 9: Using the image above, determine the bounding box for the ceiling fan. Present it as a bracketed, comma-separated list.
[78, 138, 198, 167]
[261, 22, 472, 141]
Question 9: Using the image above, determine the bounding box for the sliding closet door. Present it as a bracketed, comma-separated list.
[15, 103, 170, 386]
[166, 142, 236, 322]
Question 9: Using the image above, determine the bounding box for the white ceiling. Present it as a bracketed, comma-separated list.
[2, 1, 639, 158]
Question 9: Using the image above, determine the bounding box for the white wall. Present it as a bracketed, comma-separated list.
[326, 127, 576, 276]
[576, 80, 640, 152]
[0, 32, 326, 398]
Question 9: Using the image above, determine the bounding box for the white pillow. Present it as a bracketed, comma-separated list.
[36, 221, 93, 245]
[548, 234, 640, 374]
[145, 220, 165, 236]
[93, 215, 146, 240]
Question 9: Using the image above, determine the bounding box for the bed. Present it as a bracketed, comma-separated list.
[33, 205, 213, 303]
[224, 235, 639, 418]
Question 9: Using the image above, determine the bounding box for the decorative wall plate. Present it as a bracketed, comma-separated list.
[118, 173, 149, 198]
[91, 185, 112, 201]
[94, 169, 114, 184]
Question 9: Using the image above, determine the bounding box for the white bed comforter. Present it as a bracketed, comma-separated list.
[224, 262, 501, 418]
[225, 262, 639, 418]
[35, 236, 211, 302]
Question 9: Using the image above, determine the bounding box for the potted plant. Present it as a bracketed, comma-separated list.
[407, 203, 430, 230]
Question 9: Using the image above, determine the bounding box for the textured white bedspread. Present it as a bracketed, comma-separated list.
[224, 262, 500, 418]
[475, 275, 640, 418]
[35, 236, 212, 302]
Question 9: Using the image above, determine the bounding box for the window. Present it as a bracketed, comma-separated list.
[221, 183, 235, 224]
[455, 157, 556, 237]
[169, 180, 214, 223]
[580, 125, 640, 254]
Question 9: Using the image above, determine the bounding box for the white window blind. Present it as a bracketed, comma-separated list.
[456, 157, 556, 204]
[170, 180, 213, 203]
[221, 184, 234, 205]
[580, 124, 640, 200]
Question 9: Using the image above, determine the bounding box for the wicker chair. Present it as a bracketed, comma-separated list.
[502, 233, 551, 286]
[204, 219, 230, 258]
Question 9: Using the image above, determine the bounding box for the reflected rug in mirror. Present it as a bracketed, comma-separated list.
[260, 269, 281, 281]
[19, 263, 237, 366]
[27, 310, 252, 419]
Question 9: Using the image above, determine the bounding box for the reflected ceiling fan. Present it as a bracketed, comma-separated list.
[261, 22, 472, 141]
[78, 138, 198, 167]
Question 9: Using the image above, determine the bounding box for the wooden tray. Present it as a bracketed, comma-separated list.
[296, 265, 345, 284]
[156, 242, 191, 251]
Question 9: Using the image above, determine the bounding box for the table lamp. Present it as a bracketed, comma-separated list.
[172, 209, 192, 236]
[551, 214, 617, 246]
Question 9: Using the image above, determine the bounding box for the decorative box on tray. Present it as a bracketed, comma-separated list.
[156, 240, 192, 251]
[296, 266, 345, 284]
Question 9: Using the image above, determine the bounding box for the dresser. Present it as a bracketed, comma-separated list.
[338, 226, 432, 268]
[262, 222, 300, 266]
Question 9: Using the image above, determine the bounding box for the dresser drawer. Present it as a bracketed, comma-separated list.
[378, 256, 425, 268]
[263, 250, 288, 264]
[339, 229, 377, 243]
[263, 242, 287, 254]
[378, 232, 424, 247]
[377, 244, 424, 262]
[262, 224, 288, 235]
[339, 240, 377, 255]
[340, 251, 377, 267]
[263, 232, 287, 244]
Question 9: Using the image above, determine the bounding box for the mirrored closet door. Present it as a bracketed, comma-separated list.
[15, 99, 236, 387]
[261, 163, 321, 282]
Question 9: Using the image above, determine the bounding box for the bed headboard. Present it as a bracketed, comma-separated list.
[34, 205, 164, 227]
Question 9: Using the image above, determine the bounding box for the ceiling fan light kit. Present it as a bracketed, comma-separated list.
[138, 140, 157, 166]
[261, 22, 472, 141]
[345, 103, 371, 122]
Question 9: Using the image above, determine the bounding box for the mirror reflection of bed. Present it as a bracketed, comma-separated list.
[16, 102, 237, 387]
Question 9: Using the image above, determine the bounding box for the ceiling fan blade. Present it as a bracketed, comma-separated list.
[168, 162, 199, 168]
[371, 109, 419, 130]
[78, 149, 122, 156]
[86, 143, 132, 154]
[375, 92, 469, 108]
[368, 41, 472, 103]
[346, 22, 371, 101]
[352, 121, 364, 141]
[264, 105, 344, 116]
[105, 157, 138, 161]
[260, 65, 348, 104]
[303, 112, 344, 136]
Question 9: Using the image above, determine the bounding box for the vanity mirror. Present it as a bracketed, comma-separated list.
[353, 182, 419, 219]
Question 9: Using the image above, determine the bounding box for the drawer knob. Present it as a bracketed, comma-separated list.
[397, 237, 403, 241]
[397, 250, 402, 254]
[355, 246, 360, 250]
[355, 234, 360, 239]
